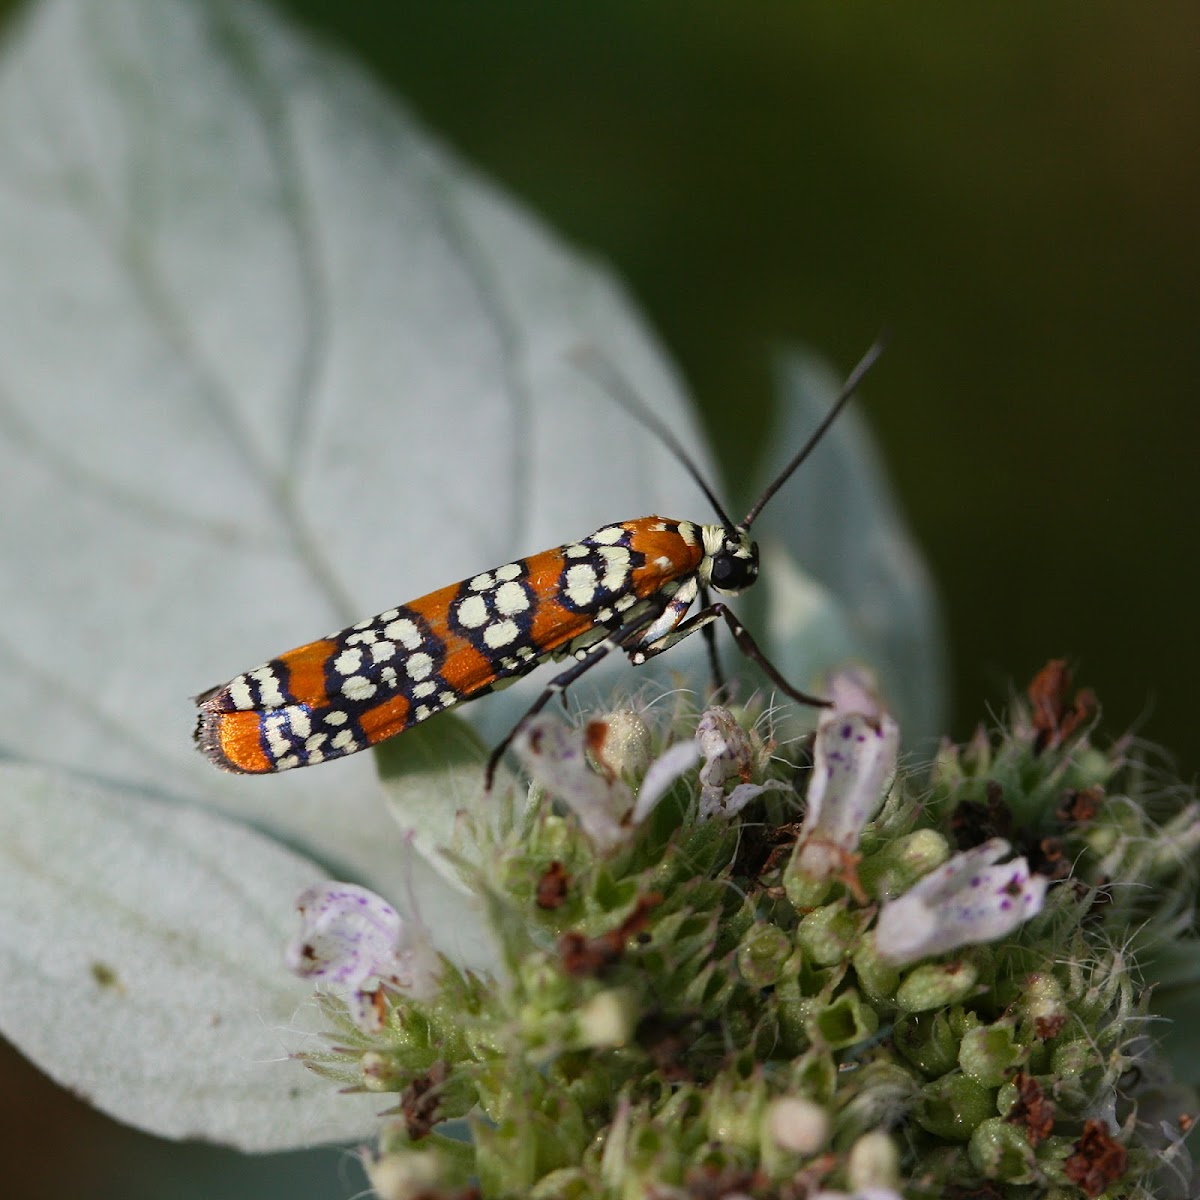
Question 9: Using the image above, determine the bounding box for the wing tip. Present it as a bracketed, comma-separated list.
[193, 690, 271, 774]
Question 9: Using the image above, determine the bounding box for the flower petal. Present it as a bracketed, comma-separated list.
[286, 882, 439, 1029]
[513, 716, 633, 851]
[692, 706, 789, 820]
[633, 740, 703, 824]
[796, 676, 900, 879]
[874, 839, 1048, 966]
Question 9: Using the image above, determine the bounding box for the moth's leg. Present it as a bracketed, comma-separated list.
[486, 608, 662, 788]
[697, 582, 725, 696]
[631, 602, 831, 709]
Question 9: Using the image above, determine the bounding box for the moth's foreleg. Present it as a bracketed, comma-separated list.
[631, 602, 830, 709]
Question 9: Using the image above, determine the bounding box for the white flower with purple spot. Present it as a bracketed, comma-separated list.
[513, 713, 700, 850]
[286, 882, 440, 1031]
[694, 706, 788, 820]
[794, 673, 900, 880]
[874, 838, 1048, 966]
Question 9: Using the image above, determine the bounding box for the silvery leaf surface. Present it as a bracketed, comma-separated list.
[0, 0, 719, 908]
[0, 763, 383, 1150]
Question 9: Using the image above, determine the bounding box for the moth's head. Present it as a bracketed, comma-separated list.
[700, 525, 759, 596]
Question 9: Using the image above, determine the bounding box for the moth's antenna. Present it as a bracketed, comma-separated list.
[738, 335, 888, 531]
[569, 345, 737, 529]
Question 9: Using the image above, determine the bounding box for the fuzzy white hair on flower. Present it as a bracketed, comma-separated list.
[794, 671, 900, 880]
[874, 838, 1048, 966]
[285, 882, 440, 1031]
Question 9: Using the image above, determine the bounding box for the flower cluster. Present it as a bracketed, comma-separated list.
[290, 664, 1198, 1199]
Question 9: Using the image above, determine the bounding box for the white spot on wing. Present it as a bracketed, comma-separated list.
[406, 652, 434, 681]
[600, 547, 631, 590]
[494, 581, 529, 616]
[334, 648, 362, 676]
[455, 594, 488, 628]
[264, 714, 291, 759]
[250, 666, 285, 708]
[483, 619, 519, 648]
[384, 618, 422, 649]
[565, 563, 598, 606]
[342, 675, 377, 702]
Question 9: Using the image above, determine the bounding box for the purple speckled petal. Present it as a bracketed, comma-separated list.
[800, 710, 899, 852]
[792, 671, 901, 881]
[285, 881, 439, 1030]
[874, 839, 1048, 966]
[285, 882, 404, 985]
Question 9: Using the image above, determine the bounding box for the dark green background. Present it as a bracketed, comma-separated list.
[280, 2, 1199, 769]
[4, 3, 1197, 1196]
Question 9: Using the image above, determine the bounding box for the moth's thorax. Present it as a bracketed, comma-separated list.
[698, 523, 759, 595]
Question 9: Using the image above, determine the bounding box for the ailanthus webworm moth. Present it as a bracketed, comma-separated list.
[195, 342, 884, 785]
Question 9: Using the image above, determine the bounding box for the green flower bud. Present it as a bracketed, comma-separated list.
[958, 1021, 1026, 1087]
[969, 1117, 1037, 1184]
[737, 922, 793, 988]
[917, 1073, 997, 1141]
[783, 862, 834, 910]
[786, 1049, 838, 1105]
[796, 899, 865, 966]
[929, 735, 968, 791]
[1051, 1038, 1093, 1079]
[1018, 971, 1069, 1039]
[895, 960, 979, 1012]
[893, 1011, 962, 1078]
[361, 1050, 405, 1092]
[851, 939, 901, 1005]
[806, 989, 879, 1050]
[859, 828, 950, 900]
[706, 1069, 767, 1149]
[961, 725, 992, 773]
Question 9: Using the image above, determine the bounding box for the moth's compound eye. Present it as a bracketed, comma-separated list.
[710, 551, 757, 593]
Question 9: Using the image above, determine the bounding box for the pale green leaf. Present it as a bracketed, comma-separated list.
[0, 763, 382, 1149]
